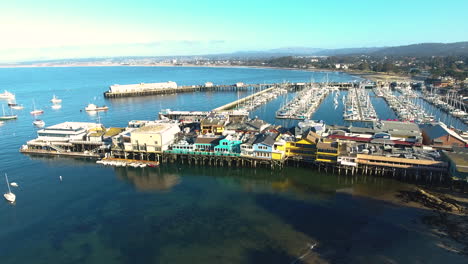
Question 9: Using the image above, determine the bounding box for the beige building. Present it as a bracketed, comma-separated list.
[125, 123, 180, 153]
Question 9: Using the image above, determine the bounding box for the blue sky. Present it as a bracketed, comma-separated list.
[1, 0, 467, 62]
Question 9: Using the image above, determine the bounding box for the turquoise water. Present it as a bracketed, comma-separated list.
[0, 67, 465, 263]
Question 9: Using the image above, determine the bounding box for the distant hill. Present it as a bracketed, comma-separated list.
[371, 42, 468, 56]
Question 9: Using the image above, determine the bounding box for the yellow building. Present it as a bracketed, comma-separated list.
[272, 140, 286, 160]
[316, 141, 339, 163]
[201, 118, 226, 135]
[285, 131, 320, 161]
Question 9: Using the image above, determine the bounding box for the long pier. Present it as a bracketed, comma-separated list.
[103, 82, 357, 98]
[212, 86, 277, 111]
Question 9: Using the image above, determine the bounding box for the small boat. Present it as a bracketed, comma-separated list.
[0, 121, 4, 126]
[33, 119, 45, 127]
[85, 104, 109, 111]
[0, 90, 15, 100]
[50, 95, 62, 104]
[51, 104, 62, 110]
[0, 105, 17, 120]
[30, 100, 44, 115]
[11, 105, 24, 110]
[3, 173, 16, 203]
[10, 182, 18, 187]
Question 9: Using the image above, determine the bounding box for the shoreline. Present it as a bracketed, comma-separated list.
[0, 62, 414, 82]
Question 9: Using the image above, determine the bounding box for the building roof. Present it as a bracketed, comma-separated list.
[421, 123, 466, 143]
[105, 127, 125, 137]
[195, 136, 222, 144]
[132, 123, 177, 134]
[253, 134, 276, 146]
[201, 118, 226, 126]
[305, 131, 321, 143]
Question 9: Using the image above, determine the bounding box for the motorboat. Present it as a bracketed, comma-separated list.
[33, 119, 45, 127]
[0, 90, 15, 100]
[50, 95, 62, 104]
[85, 104, 109, 111]
[51, 104, 62, 110]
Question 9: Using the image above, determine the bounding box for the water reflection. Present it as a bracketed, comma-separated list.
[114, 166, 181, 192]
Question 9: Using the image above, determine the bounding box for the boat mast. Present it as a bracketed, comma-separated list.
[5, 173, 11, 193]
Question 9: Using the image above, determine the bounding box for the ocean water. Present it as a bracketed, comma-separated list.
[0, 66, 465, 264]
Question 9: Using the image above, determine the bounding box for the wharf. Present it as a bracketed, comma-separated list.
[213, 86, 277, 111]
[19, 148, 101, 158]
[104, 82, 357, 98]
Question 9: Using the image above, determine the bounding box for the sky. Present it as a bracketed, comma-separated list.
[1, 0, 467, 62]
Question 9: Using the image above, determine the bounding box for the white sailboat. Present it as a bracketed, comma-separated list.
[30, 100, 44, 115]
[50, 95, 62, 104]
[3, 173, 16, 203]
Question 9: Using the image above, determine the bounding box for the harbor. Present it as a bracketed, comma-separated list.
[2, 66, 468, 264]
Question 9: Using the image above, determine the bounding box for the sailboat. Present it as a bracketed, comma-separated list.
[3, 173, 16, 203]
[0, 104, 18, 120]
[30, 100, 44, 115]
[50, 95, 62, 104]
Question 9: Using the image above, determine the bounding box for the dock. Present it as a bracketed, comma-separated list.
[103, 82, 358, 98]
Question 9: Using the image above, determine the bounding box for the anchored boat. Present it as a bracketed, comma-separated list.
[85, 104, 109, 111]
[0, 105, 17, 120]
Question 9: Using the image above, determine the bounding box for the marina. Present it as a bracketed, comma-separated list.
[1, 66, 467, 264]
[275, 84, 329, 120]
[343, 87, 377, 122]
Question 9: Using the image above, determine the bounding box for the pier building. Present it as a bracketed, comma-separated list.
[125, 122, 181, 153]
[420, 122, 467, 149]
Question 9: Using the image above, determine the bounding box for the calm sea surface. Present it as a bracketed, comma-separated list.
[0, 67, 465, 263]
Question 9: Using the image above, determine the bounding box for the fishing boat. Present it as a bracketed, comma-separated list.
[50, 95, 62, 104]
[0, 90, 15, 100]
[0, 105, 18, 120]
[85, 103, 109, 111]
[33, 119, 45, 127]
[3, 173, 16, 203]
[30, 100, 44, 115]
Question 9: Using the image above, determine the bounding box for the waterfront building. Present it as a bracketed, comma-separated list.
[126, 123, 181, 153]
[194, 136, 222, 152]
[214, 134, 243, 154]
[272, 140, 286, 160]
[316, 141, 340, 163]
[327, 120, 423, 146]
[252, 133, 278, 159]
[441, 147, 468, 181]
[109, 81, 177, 93]
[285, 131, 320, 162]
[295, 119, 326, 138]
[420, 123, 467, 149]
[356, 154, 448, 172]
[240, 134, 257, 157]
[225, 118, 270, 133]
[36, 122, 104, 142]
[201, 117, 227, 135]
